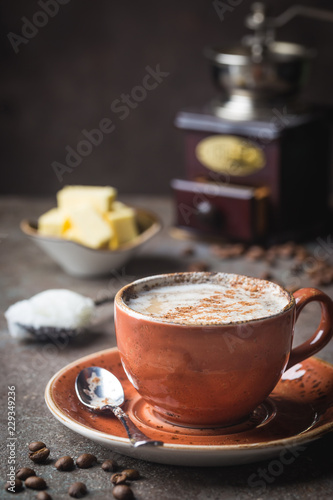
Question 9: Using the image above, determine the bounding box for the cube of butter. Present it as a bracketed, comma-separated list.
[38, 208, 70, 237]
[111, 201, 126, 211]
[57, 185, 117, 213]
[105, 207, 138, 247]
[67, 205, 113, 249]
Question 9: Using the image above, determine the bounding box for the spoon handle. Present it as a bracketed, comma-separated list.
[94, 295, 115, 306]
[106, 405, 163, 448]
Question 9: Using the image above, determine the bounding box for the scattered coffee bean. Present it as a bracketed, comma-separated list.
[4, 478, 23, 493]
[112, 485, 134, 500]
[29, 447, 50, 464]
[245, 245, 265, 261]
[101, 459, 118, 472]
[290, 262, 304, 274]
[76, 453, 97, 468]
[277, 242, 296, 259]
[54, 455, 74, 471]
[265, 249, 276, 266]
[294, 246, 309, 263]
[229, 243, 246, 257]
[306, 261, 326, 276]
[211, 243, 245, 259]
[68, 481, 87, 498]
[16, 467, 35, 480]
[210, 245, 231, 259]
[123, 469, 140, 480]
[111, 472, 127, 485]
[311, 268, 333, 286]
[28, 441, 46, 452]
[259, 271, 273, 281]
[187, 261, 209, 272]
[37, 492, 52, 500]
[181, 245, 195, 256]
[191, 237, 333, 289]
[303, 259, 333, 286]
[325, 267, 333, 281]
[25, 476, 47, 490]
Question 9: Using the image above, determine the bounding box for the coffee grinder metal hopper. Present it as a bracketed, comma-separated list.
[172, 3, 333, 243]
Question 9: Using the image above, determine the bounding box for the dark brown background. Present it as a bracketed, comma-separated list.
[1, 0, 333, 196]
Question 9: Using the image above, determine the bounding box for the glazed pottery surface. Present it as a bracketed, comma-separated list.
[45, 347, 333, 467]
[115, 273, 333, 427]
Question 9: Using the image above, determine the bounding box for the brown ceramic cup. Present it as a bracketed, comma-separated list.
[114, 272, 333, 427]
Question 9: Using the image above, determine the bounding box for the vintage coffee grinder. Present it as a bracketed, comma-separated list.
[172, 3, 333, 243]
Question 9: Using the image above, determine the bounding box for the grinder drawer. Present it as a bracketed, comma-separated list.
[171, 178, 269, 242]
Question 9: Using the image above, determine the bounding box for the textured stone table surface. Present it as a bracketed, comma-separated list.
[1, 196, 333, 500]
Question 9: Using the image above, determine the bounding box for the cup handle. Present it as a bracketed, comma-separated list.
[286, 288, 333, 370]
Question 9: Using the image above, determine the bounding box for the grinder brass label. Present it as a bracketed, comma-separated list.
[195, 135, 265, 176]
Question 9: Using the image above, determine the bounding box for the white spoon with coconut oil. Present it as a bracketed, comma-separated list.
[5, 289, 114, 341]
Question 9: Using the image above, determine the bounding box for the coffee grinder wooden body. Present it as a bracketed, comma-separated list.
[172, 107, 331, 242]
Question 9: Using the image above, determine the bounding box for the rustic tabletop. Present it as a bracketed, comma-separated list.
[1, 196, 333, 500]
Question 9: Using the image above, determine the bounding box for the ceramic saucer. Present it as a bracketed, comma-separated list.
[45, 348, 333, 466]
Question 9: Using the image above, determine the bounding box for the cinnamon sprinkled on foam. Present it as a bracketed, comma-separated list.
[126, 273, 290, 325]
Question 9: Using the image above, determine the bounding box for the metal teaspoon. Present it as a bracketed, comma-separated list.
[75, 366, 163, 448]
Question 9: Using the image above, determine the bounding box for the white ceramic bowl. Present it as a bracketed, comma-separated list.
[21, 207, 162, 278]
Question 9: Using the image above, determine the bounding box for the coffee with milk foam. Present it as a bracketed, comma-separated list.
[126, 273, 290, 325]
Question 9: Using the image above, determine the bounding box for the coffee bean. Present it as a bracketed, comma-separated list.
[290, 262, 303, 274]
[277, 242, 296, 259]
[245, 246, 265, 261]
[76, 453, 97, 468]
[25, 476, 47, 490]
[111, 472, 127, 485]
[265, 249, 276, 266]
[294, 247, 308, 263]
[306, 261, 326, 276]
[211, 244, 245, 259]
[112, 485, 134, 500]
[68, 482, 87, 498]
[210, 244, 231, 259]
[16, 467, 35, 480]
[4, 478, 23, 493]
[187, 261, 209, 272]
[311, 269, 333, 286]
[29, 447, 50, 463]
[259, 271, 273, 281]
[229, 243, 246, 257]
[181, 246, 195, 256]
[28, 441, 46, 452]
[326, 267, 333, 281]
[37, 492, 52, 500]
[311, 273, 323, 286]
[54, 455, 74, 471]
[101, 459, 118, 472]
[123, 469, 140, 480]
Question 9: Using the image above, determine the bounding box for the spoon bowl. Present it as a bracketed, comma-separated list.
[76, 366, 125, 409]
